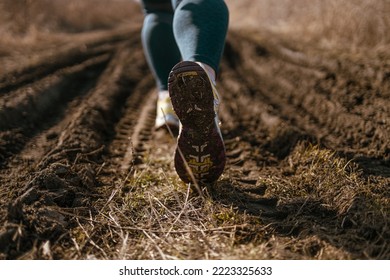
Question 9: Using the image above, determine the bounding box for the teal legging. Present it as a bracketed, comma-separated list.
[141, 0, 229, 91]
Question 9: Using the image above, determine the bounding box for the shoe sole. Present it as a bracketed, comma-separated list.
[168, 61, 226, 184]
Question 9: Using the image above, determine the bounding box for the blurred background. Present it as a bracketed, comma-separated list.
[227, 0, 390, 50]
[0, 0, 389, 51]
[0, 0, 140, 34]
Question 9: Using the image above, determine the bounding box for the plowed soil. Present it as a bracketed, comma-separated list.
[0, 23, 389, 259]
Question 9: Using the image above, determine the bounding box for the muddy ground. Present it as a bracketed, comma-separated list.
[0, 23, 389, 259]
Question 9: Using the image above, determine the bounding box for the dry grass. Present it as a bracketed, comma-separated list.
[226, 0, 390, 50]
[44, 140, 388, 260]
[63, 139, 265, 260]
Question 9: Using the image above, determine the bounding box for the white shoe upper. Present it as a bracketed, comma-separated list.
[155, 90, 180, 129]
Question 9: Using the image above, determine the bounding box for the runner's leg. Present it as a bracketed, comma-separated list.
[141, 0, 181, 91]
[171, 0, 229, 76]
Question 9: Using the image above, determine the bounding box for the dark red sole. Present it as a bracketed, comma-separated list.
[168, 61, 226, 184]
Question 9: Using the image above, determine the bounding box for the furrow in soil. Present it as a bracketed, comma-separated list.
[0, 41, 147, 258]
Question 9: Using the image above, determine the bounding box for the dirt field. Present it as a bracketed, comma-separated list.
[0, 0, 389, 259]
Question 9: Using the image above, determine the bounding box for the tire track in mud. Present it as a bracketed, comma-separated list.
[0, 26, 138, 94]
[224, 30, 389, 159]
[0, 28, 149, 257]
[0, 27, 141, 166]
[0, 55, 110, 165]
[108, 80, 156, 173]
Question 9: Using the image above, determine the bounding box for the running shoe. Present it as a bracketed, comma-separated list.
[168, 61, 226, 184]
[155, 91, 180, 132]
